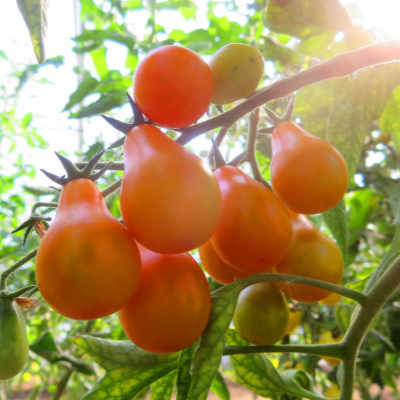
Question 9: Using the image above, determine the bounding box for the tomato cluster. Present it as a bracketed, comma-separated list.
[35, 43, 348, 353]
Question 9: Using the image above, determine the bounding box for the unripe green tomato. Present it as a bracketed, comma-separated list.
[0, 298, 29, 380]
[234, 282, 289, 345]
[209, 43, 264, 105]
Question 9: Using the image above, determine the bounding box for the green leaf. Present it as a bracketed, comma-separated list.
[323, 201, 349, 264]
[176, 344, 195, 400]
[73, 336, 178, 370]
[296, 63, 400, 180]
[210, 371, 230, 400]
[380, 86, 400, 153]
[30, 330, 59, 360]
[151, 370, 176, 400]
[262, 36, 302, 68]
[263, 0, 352, 38]
[64, 76, 99, 111]
[187, 282, 242, 400]
[16, 0, 47, 63]
[279, 369, 326, 400]
[335, 303, 354, 332]
[91, 48, 109, 79]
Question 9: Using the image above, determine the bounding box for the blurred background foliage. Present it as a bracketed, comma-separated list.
[2, 0, 400, 399]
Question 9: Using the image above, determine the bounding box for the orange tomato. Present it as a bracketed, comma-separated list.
[134, 45, 213, 128]
[36, 179, 141, 320]
[271, 122, 348, 214]
[121, 124, 221, 254]
[119, 246, 211, 353]
[210, 165, 293, 274]
[276, 213, 344, 303]
[319, 332, 343, 366]
[199, 240, 249, 284]
[322, 292, 341, 306]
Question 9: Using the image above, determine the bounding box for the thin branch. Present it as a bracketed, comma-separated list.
[240, 273, 367, 305]
[101, 179, 122, 198]
[1, 250, 37, 290]
[177, 41, 400, 144]
[224, 342, 345, 359]
[75, 162, 124, 171]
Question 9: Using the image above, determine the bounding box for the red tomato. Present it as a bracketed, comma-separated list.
[210, 166, 293, 274]
[119, 246, 211, 353]
[121, 124, 221, 254]
[276, 213, 344, 303]
[271, 122, 348, 214]
[36, 179, 141, 320]
[199, 241, 249, 284]
[134, 45, 213, 128]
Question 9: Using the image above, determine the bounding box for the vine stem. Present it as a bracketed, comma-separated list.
[177, 41, 400, 144]
[339, 255, 400, 400]
[239, 273, 366, 305]
[0, 249, 37, 291]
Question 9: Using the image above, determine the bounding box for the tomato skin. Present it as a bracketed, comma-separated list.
[210, 166, 293, 274]
[271, 122, 348, 214]
[134, 45, 213, 128]
[36, 179, 141, 320]
[121, 124, 221, 254]
[119, 246, 211, 353]
[0, 298, 29, 380]
[209, 43, 264, 104]
[234, 282, 289, 345]
[321, 292, 341, 306]
[199, 241, 249, 284]
[276, 213, 344, 303]
[285, 309, 302, 335]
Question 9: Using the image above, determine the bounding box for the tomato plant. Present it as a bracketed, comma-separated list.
[121, 123, 221, 254]
[319, 331, 344, 366]
[133, 45, 213, 128]
[0, 298, 28, 380]
[36, 178, 141, 320]
[119, 245, 211, 353]
[210, 165, 293, 274]
[209, 43, 264, 104]
[276, 213, 344, 303]
[271, 121, 348, 214]
[233, 282, 289, 345]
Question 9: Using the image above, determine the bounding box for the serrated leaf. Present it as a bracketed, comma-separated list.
[64, 77, 100, 111]
[73, 336, 178, 370]
[323, 201, 349, 264]
[263, 0, 351, 39]
[70, 91, 127, 118]
[30, 330, 59, 360]
[296, 63, 400, 180]
[210, 371, 230, 400]
[16, 0, 47, 63]
[380, 86, 400, 153]
[83, 362, 177, 400]
[186, 282, 242, 400]
[151, 370, 176, 400]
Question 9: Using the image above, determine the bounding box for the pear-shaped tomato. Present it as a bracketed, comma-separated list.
[199, 241, 249, 284]
[36, 178, 141, 320]
[276, 213, 344, 303]
[119, 245, 211, 353]
[0, 298, 29, 380]
[271, 122, 348, 214]
[134, 45, 213, 128]
[210, 166, 293, 274]
[121, 124, 222, 254]
[234, 282, 289, 345]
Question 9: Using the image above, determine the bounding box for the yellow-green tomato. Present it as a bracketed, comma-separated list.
[0, 298, 29, 380]
[233, 282, 289, 345]
[209, 43, 264, 105]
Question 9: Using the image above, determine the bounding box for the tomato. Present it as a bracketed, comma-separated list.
[234, 282, 289, 345]
[199, 240, 249, 284]
[325, 383, 341, 398]
[321, 292, 341, 306]
[121, 124, 221, 254]
[133, 45, 213, 128]
[271, 122, 348, 214]
[276, 213, 344, 303]
[0, 298, 29, 380]
[209, 43, 264, 104]
[210, 165, 293, 274]
[119, 245, 211, 353]
[36, 178, 141, 320]
[318, 331, 343, 366]
[285, 309, 302, 335]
